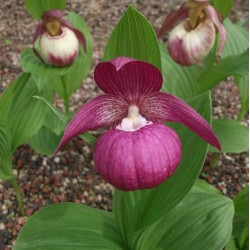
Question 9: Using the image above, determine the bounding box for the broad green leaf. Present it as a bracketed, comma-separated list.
[198, 49, 249, 93]
[33, 96, 68, 124]
[0, 122, 12, 160]
[33, 96, 97, 147]
[53, 12, 93, 99]
[236, 76, 249, 121]
[14, 203, 123, 250]
[192, 179, 220, 195]
[103, 5, 161, 71]
[24, 0, 66, 19]
[209, 119, 249, 153]
[212, 0, 233, 19]
[225, 237, 237, 250]
[222, 19, 248, 58]
[160, 44, 200, 100]
[0, 73, 46, 150]
[28, 126, 62, 156]
[21, 12, 92, 96]
[130, 188, 234, 250]
[113, 92, 211, 241]
[233, 186, 249, 237]
[0, 154, 14, 180]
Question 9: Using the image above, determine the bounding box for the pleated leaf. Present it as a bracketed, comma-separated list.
[129, 183, 234, 250]
[113, 92, 211, 241]
[0, 73, 46, 150]
[14, 203, 123, 250]
[198, 49, 249, 93]
[160, 44, 200, 100]
[24, 0, 66, 19]
[211, 0, 233, 19]
[236, 76, 249, 121]
[103, 5, 161, 71]
[209, 119, 249, 153]
[222, 19, 248, 58]
[33, 96, 97, 147]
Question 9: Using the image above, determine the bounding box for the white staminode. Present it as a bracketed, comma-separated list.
[39, 27, 79, 62]
[118, 106, 148, 131]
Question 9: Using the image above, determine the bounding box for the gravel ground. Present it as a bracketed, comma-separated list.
[0, 0, 249, 248]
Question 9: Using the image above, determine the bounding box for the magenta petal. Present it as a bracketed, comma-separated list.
[140, 92, 221, 150]
[157, 4, 189, 38]
[55, 94, 127, 153]
[206, 6, 227, 56]
[94, 124, 181, 191]
[94, 58, 163, 103]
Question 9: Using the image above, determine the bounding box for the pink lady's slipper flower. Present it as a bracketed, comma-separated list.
[33, 10, 86, 67]
[56, 57, 221, 191]
[158, 0, 227, 66]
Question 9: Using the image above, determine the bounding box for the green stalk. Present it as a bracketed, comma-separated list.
[210, 152, 220, 168]
[61, 76, 70, 114]
[10, 175, 24, 215]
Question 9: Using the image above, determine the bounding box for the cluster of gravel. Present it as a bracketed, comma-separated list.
[0, 0, 249, 248]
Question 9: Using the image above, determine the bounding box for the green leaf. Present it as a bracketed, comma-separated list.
[233, 186, 249, 249]
[53, 12, 93, 99]
[33, 96, 97, 147]
[0, 73, 46, 150]
[14, 203, 123, 250]
[24, 0, 66, 19]
[160, 44, 200, 100]
[209, 119, 249, 153]
[236, 76, 249, 121]
[103, 5, 161, 71]
[113, 92, 212, 242]
[20, 12, 92, 96]
[192, 179, 220, 195]
[130, 187, 234, 250]
[212, 0, 233, 19]
[225, 237, 237, 250]
[222, 19, 248, 58]
[0, 122, 12, 160]
[28, 126, 62, 156]
[198, 49, 249, 93]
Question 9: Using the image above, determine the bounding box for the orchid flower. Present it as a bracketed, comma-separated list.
[56, 57, 221, 191]
[158, 0, 227, 66]
[33, 10, 86, 67]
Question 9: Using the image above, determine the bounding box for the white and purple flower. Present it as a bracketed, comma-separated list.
[33, 10, 86, 67]
[56, 57, 221, 191]
[158, 0, 227, 66]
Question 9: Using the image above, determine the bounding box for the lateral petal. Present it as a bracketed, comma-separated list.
[140, 92, 221, 150]
[206, 5, 227, 56]
[55, 94, 127, 153]
[94, 58, 162, 103]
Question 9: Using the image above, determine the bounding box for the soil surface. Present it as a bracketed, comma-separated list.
[0, 0, 249, 249]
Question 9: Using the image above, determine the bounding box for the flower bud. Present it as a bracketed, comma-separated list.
[33, 10, 86, 67]
[39, 26, 79, 67]
[168, 19, 215, 66]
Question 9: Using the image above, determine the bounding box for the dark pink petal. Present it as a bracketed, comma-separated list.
[61, 19, 87, 52]
[94, 58, 163, 103]
[55, 94, 127, 153]
[94, 123, 181, 191]
[206, 5, 227, 56]
[157, 3, 189, 38]
[139, 92, 221, 150]
[42, 10, 65, 20]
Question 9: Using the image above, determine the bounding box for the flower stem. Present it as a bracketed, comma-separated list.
[9, 175, 24, 216]
[61, 76, 70, 114]
[210, 152, 220, 168]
